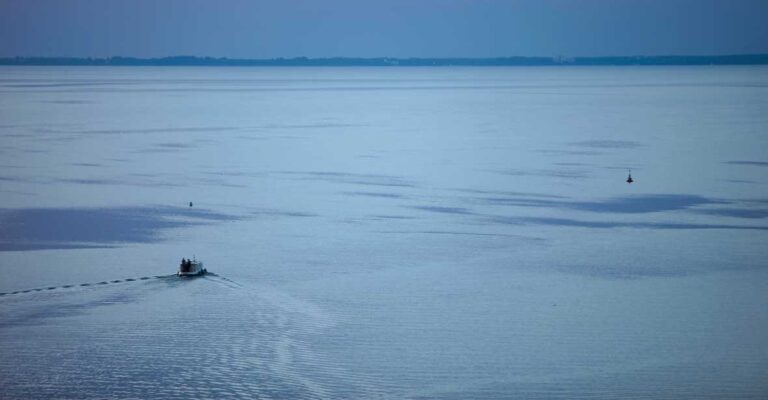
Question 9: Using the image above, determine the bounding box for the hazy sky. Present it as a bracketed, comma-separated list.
[1, 0, 767, 58]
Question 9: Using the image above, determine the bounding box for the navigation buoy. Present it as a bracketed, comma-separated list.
[189, 201, 193, 207]
[626, 169, 634, 184]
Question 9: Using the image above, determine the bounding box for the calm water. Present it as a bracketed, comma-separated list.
[1, 66, 767, 399]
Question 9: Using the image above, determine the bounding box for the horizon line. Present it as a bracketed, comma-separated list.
[2, 54, 768, 67]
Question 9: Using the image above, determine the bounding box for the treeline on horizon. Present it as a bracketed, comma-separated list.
[2, 54, 768, 66]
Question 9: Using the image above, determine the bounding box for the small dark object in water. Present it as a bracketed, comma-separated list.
[626, 169, 634, 184]
[178, 257, 206, 276]
[189, 202, 193, 207]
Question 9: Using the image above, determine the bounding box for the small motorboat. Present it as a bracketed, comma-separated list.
[178, 257, 207, 277]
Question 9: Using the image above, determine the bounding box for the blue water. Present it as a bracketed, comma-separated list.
[1, 66, 767, 398]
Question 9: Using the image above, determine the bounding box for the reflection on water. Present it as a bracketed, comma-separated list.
[1, 66, 767, 398]
[0, 207, 233, 251]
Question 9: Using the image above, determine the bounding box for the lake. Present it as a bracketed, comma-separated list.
[1, 65, 767, 398]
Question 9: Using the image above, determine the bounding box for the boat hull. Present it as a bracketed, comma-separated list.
[178, 260, 206, 277]
[177, 269, 207, 277]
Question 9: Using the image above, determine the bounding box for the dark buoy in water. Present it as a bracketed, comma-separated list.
[189, 201, 193, 207]
[626, 169, 634, 184]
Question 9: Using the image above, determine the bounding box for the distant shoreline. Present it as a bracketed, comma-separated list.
[2, 54, 768, 67]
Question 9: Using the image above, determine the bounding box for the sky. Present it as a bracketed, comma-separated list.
[1, 0, 767, 58]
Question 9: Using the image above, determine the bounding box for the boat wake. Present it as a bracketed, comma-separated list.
[0, 271, 386, 399]
[0, 272, 238, 297]
[204, 272, 242, 288]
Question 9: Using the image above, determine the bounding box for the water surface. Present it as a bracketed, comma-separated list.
[1, 66, 767, 398]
